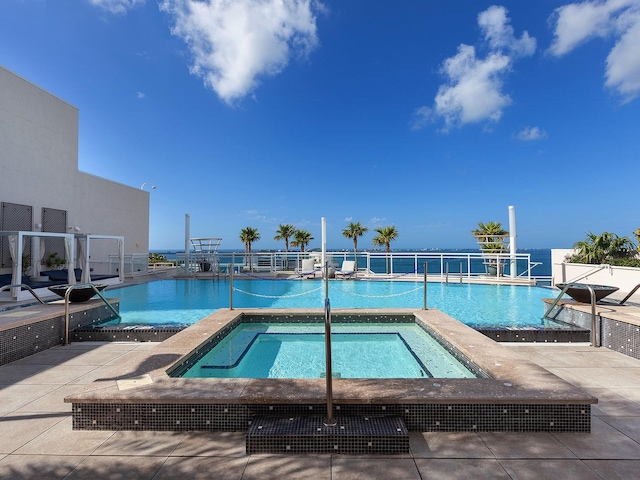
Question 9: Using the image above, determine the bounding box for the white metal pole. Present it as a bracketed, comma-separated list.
[185, 214, 190, 274]
[321, 217, 326, 280]
[509, 205, 516, 278]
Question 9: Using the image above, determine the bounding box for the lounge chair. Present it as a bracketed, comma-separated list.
[300, 258, 316, 278]
[335, 260, 356, 279]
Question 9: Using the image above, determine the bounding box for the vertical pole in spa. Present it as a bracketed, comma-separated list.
[509, 206, 517, 278]
[322, 217, 335, 426]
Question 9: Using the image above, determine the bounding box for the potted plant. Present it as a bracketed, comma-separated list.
[22, 254, 32, 277]
[45, 252, 67, 270]
[472, 221, 509, 276]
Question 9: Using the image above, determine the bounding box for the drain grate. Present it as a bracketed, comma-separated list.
[246, 415, 409, 454]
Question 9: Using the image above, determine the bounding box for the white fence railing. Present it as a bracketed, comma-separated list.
[108, 253, 150, 277]
[173, 251, 542, 281]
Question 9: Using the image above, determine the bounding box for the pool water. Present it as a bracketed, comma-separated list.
[179, 322, 478, 379]
[103, 279, 563, 330]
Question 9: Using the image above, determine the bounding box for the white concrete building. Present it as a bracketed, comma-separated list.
[1, 66, 149, 299]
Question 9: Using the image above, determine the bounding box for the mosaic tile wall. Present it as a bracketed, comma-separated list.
[548, 303, 640, 360]
[71, 401, 591, 433]
[72, 325, 186, 343]
[602, 318, 640, 360]
[477, 328, 590, 343]
[0, 301, 119, 365]
[246, 415, 409, 454]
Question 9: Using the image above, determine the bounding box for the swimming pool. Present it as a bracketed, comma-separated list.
[103, 279, 565, 330]
[179, 322, 477, 379]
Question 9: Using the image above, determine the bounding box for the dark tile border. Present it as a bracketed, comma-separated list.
[72, 325, 186, 343]
[71, 402, 591, 433]
[246, 415, 409, 454]
[0, 301, 120, 366]
[477, 328, 590, 343]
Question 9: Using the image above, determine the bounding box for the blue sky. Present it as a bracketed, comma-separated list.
[1, 0, 639, 251]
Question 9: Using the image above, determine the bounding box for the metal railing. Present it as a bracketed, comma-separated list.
[324, 296, 335, 426]
[108, 254, 149, 277]
[0, 284, 45, 304]
[61, 284, 121, 345]
[207, 251, 541, 280]
[544, 282, 640, 347]
[561, 264, 609, 285]
[619, 284, 640, 306]
[543, 283, 599, 347]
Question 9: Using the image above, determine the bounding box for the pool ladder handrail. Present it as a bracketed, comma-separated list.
[0, 284, 46, 304]
[618, 283, 640, 306]
[62, 283, 121, 345]
[543, 283, 599, 347]
[563, 264, 609, 285]
[324, 296, 336, 426]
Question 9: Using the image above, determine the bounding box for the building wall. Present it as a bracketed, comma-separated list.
[0, 66, 149, 270]
[551, 248, 640, 296]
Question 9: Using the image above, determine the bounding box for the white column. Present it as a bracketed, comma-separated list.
[185, 214, 190, 274]
[321, 217, 327, 275]
[509, 205, 517, 278]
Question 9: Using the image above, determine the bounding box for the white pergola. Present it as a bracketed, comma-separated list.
[0, 231, 124, 301]
[75, 233, 125, 284]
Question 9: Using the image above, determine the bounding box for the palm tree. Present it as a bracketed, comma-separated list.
[472, 221, 508, 252]
[239, 227, 260, 270]
[372, 226, 398, 273]
[472, 221, 509, 276]
[291, 229, 313, 253]
[342, 221, 368, 269]
[274, 224, 296, 253]
[571, 231, 636, 264]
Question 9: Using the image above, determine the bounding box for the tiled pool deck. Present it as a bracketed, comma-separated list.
[1, 340, 640, 479]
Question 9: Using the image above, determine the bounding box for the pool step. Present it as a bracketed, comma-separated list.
[245, 415, 409, 454]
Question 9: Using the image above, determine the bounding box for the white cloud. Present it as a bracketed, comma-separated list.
[418, 6, 535, 131]
[549, 0, 640, 101]
[410, 106, 433, 130]
[89, 0, 144, 14]
[368, 217, 387, 226]
[136, 91, 146, 99]
[605, 9, 640, 100]
[434, 46, 512, 129]
[548, 0, 634, 55]
[478, 5, 536, 57]
[516, 126, 547, 141]
[160, 0, 323, 104]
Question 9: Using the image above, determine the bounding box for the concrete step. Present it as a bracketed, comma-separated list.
[246, 415, 409, 454]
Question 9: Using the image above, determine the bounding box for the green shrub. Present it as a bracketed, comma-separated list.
[149, 253, 168, 263]
[609, 258, 640, 268]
